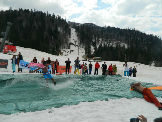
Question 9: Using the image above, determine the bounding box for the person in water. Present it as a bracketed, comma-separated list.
[35, 61, 56, 86]
[131, 82, 162, 110]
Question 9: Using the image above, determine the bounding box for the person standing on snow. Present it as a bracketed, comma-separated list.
[102, 62, 107, 75]
[112, 64, 117, 75]
[54, 59, 59, 73]
[84, 63, 88, 75]
[94, 61, 100, 75]
[108, 64, 113, 75]
[89, 62, 93, 75]
[17, 52, 23, 72]
[123, 62, 129, 76]
[132, 66, 137, 77]
[81, 62, 85, 75]
[74, 57, 80, 74]
[129, 67, 133, 77]
[65, 58, 71, 74]
[32, 57, 37, 63]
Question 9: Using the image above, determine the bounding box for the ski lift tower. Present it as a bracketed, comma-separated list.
[0, 22, 12, 52]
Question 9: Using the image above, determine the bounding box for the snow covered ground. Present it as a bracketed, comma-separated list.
[0, 98, 161, 122]
[0, 28, 162, 122]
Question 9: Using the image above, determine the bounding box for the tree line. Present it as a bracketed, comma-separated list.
[71, 22, 162, 66]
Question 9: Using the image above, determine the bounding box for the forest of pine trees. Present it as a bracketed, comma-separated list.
[0, 9, 70, 55]
[0, 9, 162, 66]
[71, 23, 162, 66]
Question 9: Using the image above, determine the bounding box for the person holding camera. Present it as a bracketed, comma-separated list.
[130, 115, 162, 122]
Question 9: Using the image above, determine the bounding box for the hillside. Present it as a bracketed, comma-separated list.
[70, 22, 162, 66]
[0, 9, 70, 55]
[0, 9, 162, 66]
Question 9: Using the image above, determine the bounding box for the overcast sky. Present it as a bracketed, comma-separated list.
[0, 0, 162, 38]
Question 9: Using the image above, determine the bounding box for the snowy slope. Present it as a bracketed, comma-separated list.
[62, 28, 85, 57]
[1, 47, 162, 86]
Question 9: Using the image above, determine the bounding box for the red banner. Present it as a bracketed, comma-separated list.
[3, 45, 17, 54]
[57, 66, 72, 74]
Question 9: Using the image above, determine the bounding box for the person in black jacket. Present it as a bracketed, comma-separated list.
[17, 52, 23, 72]
[129, 67, 133, 77]
[102, 62, 107, 75]
[33, 57, 37, 63]
[65, 58, 71, 74]
[89, 62, 92, 74]
[132, 66, 137, 77]
[46, 57, 51, 65]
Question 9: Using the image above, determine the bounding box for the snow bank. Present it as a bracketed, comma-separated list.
[0, 98, 161, 122]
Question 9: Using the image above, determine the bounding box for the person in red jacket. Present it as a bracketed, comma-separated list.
[108, 64, 113, 75]
[131, 82, 162, 110]
[94, 61, 100, 75]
